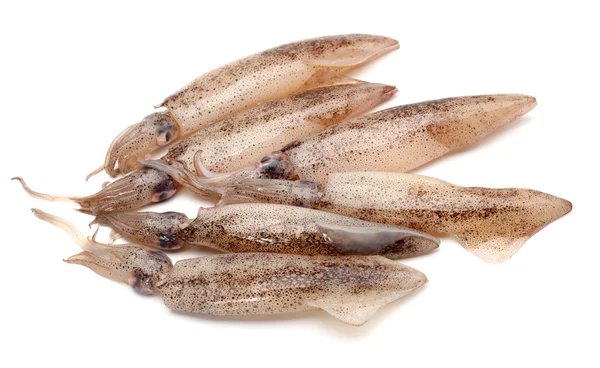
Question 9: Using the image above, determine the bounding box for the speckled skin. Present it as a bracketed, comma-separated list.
[147, 94, 537, 193]
[70, 250, 427, 325]
[97, 203, 439, 258]
[76, 168, 178, 215]
[225, 172, 572, 263]
[104, 111, 179, 178]
[183, 204, 437, 258]
[162, 35, 398, 132]
[35, 209, 426, 326]
[82, 81, 395, 214]
[103, 34, 399, 176]
[32, 209, 173, 295]
[280, 94, 537, 186]
[157, 253, 427, 325]
[162, 82, 397, 174]
[94, 211, 192, 249]
[67, 246, 173, 295]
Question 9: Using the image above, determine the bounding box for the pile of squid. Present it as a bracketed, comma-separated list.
[15, 34, 571, 326]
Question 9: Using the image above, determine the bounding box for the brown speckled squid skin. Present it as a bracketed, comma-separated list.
[224, 172, 572, 263]
[95, 203, 440, 259]
[83, 82, 396, 214]
[144, 94, 537, 194]
[93, 211, 192, 249]
[162, 82, 397, 174]
[104, 34, 399, 176]
[76, 167, 179, 214]
[19, 82, 395, 215]
[158, 253, 426, 325]
[162, 35, 399, 131]
[34, 209, 426, 326]
[281, 94, 537, 186]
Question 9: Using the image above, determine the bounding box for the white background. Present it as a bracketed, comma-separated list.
[1, 1, 598, 367]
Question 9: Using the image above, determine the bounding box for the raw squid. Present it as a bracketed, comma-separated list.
[162, 82, 396, 174]
[33, 209, 427, 326]
[93, 203, 439, 259]
[15, 82, 396, 214]
[142, 94, 536, 196]
[96, 34, 399, 177]
[218, 172, 572, 263]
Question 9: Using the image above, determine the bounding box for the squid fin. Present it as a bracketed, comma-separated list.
[456, 234, 535, 264]
[453, 191, 572, 263]
[316, 223, 439, 258]
[306, 294, 400, 326]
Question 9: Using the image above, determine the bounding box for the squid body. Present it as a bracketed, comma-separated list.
[33, 209, 426, 326]
[144, 94, 537, 195]
[101, 34, 399, 176]
[93, 203, 440, 259]
[16, 82, 396, 214]
[221, 172, 571, 263]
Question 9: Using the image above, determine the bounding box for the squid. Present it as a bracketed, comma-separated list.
[33, 209, 427, 326]
[141, 94, 537, 197]
[92, 203, 439, 258]
[95, 34, 399, 177]
[217, 172, 572, 263]
[15, 82, 396, 214]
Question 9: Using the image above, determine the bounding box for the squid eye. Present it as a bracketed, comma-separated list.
[157, 130, 173, 146]
[157, 233, 182, 250]
[128, 269, 155, 295]
[150, 177, 178, 203]
[260, 160, 280, 174]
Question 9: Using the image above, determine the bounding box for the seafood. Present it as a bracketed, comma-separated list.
[219, 172, 572, 263]
[162, 82, 396, 174]
[97, 34, 399, 177]
[143, 94, 537, 196]
[93, 203, 440, 258]
[15, 82, 396, 214]
[33, 209, 427, 326]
